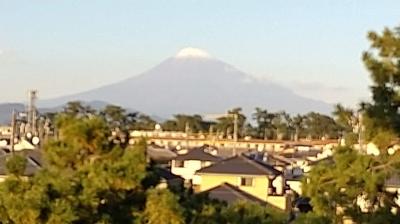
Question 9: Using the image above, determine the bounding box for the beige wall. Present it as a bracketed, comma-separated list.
[266, 195, 289, 211]
[287, 180, 302, 194]
[198, 173, 289, 210]
[198, 173, 269, 201]
[171, 160, 201, 181]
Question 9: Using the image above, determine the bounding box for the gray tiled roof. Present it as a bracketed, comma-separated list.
[155, 167, 183, 181]
[146, 145, 177, 161]
[0, 151, 41, 176]
[204, 182, 266, 205]
[175, 147, 220, 162]
[197, 155, 281, 176]
[15, 149, 42, 166]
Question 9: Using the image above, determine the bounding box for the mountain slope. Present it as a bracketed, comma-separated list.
[0, 103, 25, 124]
[40, 48, 332, 117]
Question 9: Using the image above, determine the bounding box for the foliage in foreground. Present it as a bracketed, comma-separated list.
[0, 115, 148, 223]
[0, 114, 288, 224]
[302, 146, 400, 223]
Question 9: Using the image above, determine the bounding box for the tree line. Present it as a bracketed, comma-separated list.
[47, 101, 350, 142]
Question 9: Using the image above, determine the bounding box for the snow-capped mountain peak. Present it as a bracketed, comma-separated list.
[175, 47, 212, 59]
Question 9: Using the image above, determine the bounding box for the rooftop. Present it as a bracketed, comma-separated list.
[174, 147, 220, 162]
[204, 182, 266, 205]
[197, 154, 281, 176]
[0, 149, 42, 176]
[146, 144, 177, 161]
[154, 167, 183, 181]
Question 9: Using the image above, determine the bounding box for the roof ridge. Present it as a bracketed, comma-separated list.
[220, 182, 253, 200]
[196, 154, 281, 176]
[175, 147, 220, 162]
[215, 182, 268, 204]
[27, 156, 41, 167]
[240, 154, 280, 175]
[196, 155, 239, 173]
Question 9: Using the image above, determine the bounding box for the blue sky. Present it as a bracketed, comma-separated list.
[0, 1, 399, 106]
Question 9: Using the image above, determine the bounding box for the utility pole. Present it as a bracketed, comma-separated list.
[28, 90, 38, 135]
[208, 124, 215, 147]
[10, 110, 16, 154]
[233, 113, 238, 156]
[185, 122, 189, 149]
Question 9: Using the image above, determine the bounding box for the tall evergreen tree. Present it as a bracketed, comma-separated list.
[362, 26, 400, 147]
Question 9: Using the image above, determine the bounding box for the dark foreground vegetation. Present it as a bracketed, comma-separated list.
[0, 112, 288, 224]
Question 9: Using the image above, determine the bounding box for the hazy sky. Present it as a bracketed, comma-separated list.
[0, 1, 399, 106]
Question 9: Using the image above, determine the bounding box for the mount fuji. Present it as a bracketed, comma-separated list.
[39, 48, 332, 117]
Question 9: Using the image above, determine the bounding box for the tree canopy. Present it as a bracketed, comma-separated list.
[302, 25, 400, 223]
[0, 113, 289, 223]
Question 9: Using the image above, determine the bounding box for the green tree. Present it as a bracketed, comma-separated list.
[162, 114, 210, 133]
[292, 114, 306, 141]
[361, 26, 400, 146]
[271, 111, 291, 140]
[292, 213, 332, 224]
[6, 155, 27, 177]
[221, 201, 286, 224]
[332, 104, 355, 133]
[0, 115, 149, 224]
[64, 101, 95, 117]
[302, 147, 400, 222]
[252, 108, 276, 139]
[303, 112, 340, 139]
[133, 114, 157, 131]
[186, 196, 287, 224]
[141, 188, 184, 224]
[215, 108, 246, 138]
[332, 104, 359, 146]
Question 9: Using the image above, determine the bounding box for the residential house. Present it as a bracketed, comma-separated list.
[171, 146, 220, 183]
[244, 151, 305, 195]
[195, 154, 290, 210]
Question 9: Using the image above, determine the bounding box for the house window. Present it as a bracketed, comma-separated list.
[240, 177, 253, 187]
[174, 160, 184, 167]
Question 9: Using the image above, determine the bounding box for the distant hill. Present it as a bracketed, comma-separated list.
[39, 47, 332, 118]
[0, 101, 113, 125]
[0, 103, 25, 125]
